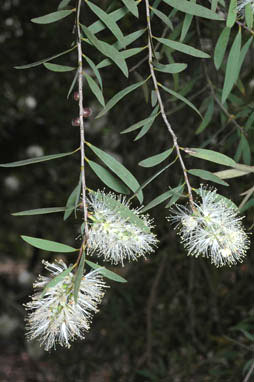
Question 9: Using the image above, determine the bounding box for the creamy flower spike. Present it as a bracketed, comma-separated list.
[25, 260, 108, 351]
[87, 191, 158, 265]
[168, 187, 249, 267]
[237, 0, 254, 13]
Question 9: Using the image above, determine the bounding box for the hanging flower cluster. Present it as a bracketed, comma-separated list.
[87, 190, 158, 266]
[25, 260, 108, 351]
[168, 187, 250, 267]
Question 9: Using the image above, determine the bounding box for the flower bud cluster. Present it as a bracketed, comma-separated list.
[168, 187, 250, 267]
[24, 260, 108, 351]
[87, 190, 158, 266]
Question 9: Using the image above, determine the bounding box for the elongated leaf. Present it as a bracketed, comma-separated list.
[114, 29, 146, 50]
[156, 37, 210, 58]
[214, 168, 249, 179]
[85, 260, 127, 283]
[245, 3, 254, 29]
[84, 72, 105, 106]
[121, 114, 159, 134]
[222, 29, 241, 104]
[139, 148, 173, 167]
[186, 147, 236, 167]
[67, 69, 78, 99]
[196, 97, 214, 134]
[188, 168, 229, 186]
[64, 181, 81, 221]
[154, 63, 187, 73]
[74, 251, 86, 303]
[236, 36, 253, 80]
[58, 0, 72, 10]
[150, 7, 173, 29]
[121, 0, 139, 17]
[31, 9, 74, 24]
[180, 0, 196, 42]
[135, 105, 160, 140]
[163, 0, 223, 20]
[86, 142, 143, 203]
[211, 0, 219, 12]
[87, 159, 130, 194]
[86, 1, 125, 47]
[96, 79, 147, 119]
[226, 0, 237, 27]
[14, 46, 77, 69]
[84, 55, 102, 88]
[141, 185, 184, 213]
[0, 150, 76, 167]
[41, 265, 74, 297]
[96, 47, 145, 69]
[21, 235, 77, 252]
[165, 184, 185, 208]
[214, 27, 231, 70]
[82, 25, 128, 77]
[88, 7, 128, 35]
[159, 84, 201, 117]
[12, 207, 68, 216]
[43, 63, 75, 72]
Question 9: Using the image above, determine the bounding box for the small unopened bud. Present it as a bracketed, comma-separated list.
[83, 107, 92, 118]
[72, 117, 80, 126]
[73, 92, 79, 101]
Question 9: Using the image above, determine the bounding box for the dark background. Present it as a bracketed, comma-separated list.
[1, 1, 253, 381]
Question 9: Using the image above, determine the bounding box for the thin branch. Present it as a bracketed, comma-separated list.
[144, 0, 194, 209]
[243, 359, 254, 382]
[76, 0, 89, 243]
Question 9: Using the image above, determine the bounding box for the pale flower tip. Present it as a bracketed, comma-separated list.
[168, 187, 250, 268]
[24, 260, 108, 351]
[87, 190, 158, 266]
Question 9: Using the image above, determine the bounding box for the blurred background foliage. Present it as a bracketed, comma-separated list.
[0, 0, 254, 381]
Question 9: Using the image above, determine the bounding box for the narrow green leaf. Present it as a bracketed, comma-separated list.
[226, 0, 237, 28]
[0, 150, 76, 167]
[114, 29, 146, 50]
[141, 185, 184, 213]
[96, 47, 145, 69]
[82, 25, 128, 77]
[74, 252, 86, 303]
[84, 72, 105, 106]
[14, 46, 77, 69]
[222, 29, 241, 104]
[84, 55, 102, 88]
[121, 0, 139, 17]
[155, 37, 210, 58]
[214, 27, 231, 70]
[196, 97, 214, 134]
[21, 235, 77, 252]
[135, 105, 160, 140]
[150, 7, 173, 30]
[58, 0, 72, 10]
[211, 0, 219, 12]
[43, 63, 75, 72]
[186, 147, 236, 167]
[245, 3, 254, 29]
[12, 207, 68, 216]
[188, 169, 229, 186]
[85, 260, 127, 283]
[121, 114, 159, 134]
[159, 83, 201, 117]
[236, 36, 253, 80]
[154, 63, 187, 74]
[86, 142, 143, 203]
[180, 0, 196, 42]
[31, 9, 74, 24]
[86, 1, 125, 47]
[241, 134, 251, 165]
[87, 159, 130, 194]
[96, 79, 147, 119]
[64, 178, 81, 221]
[214, 168, 249, 179]
[162, 0, 223, 20]
[67, 69, 78, 99]
[87, 7, 128, 35]
[165, 184, 185, 208]
[41, 265, 74, 297]
[139, 148, 173, 167]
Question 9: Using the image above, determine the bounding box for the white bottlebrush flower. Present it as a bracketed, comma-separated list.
[87, 190, 158, 266]
[168, 187, 250, 267]
[24, 260, 108, 351]
[237, 0, 254, 14]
